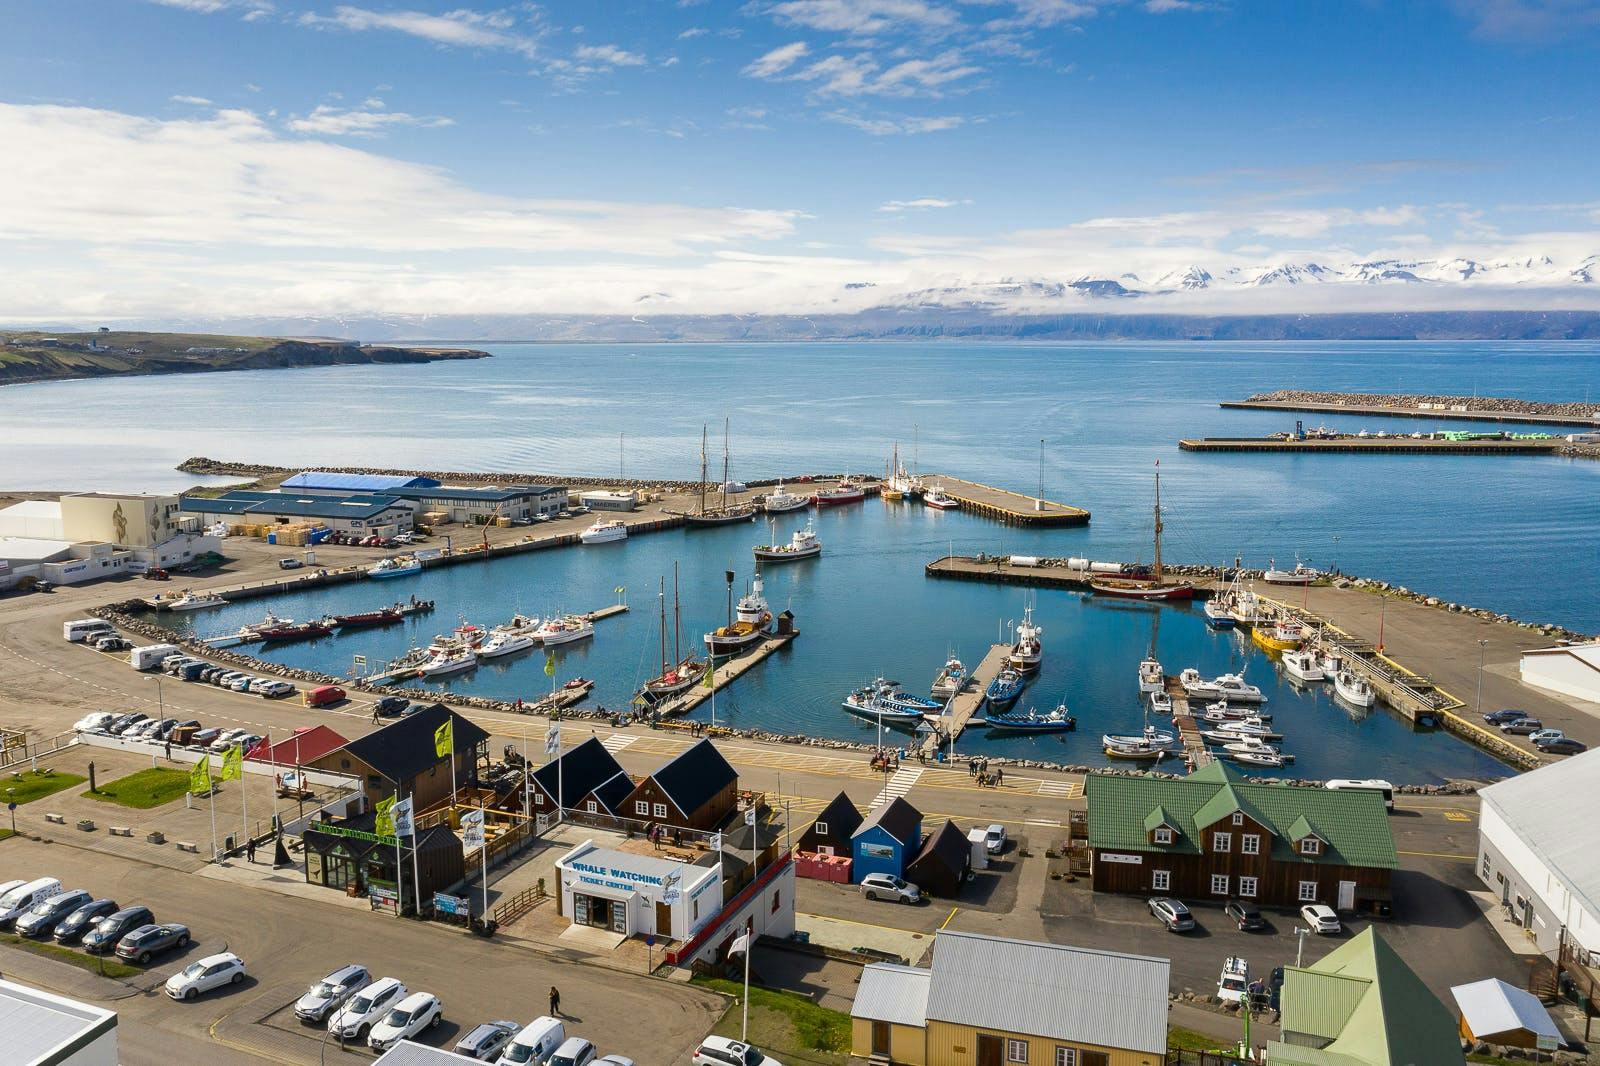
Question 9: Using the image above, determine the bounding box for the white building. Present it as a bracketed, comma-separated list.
[1520, 643, 1600, 705]
[0, 499, 67, 540]
[579, 490, 638, 512]
[1477, 748, 1600, 957]
[0, 977, 118, 1066]
[0, 493, 217, 587]
[555, 840, 722, 941]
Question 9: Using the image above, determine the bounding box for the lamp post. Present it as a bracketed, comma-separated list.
[146, 674, 164, 720]
[1376, 595, 1387, 656]
[1476, 639, 1490, 714]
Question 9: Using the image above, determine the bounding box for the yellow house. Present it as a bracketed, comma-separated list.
[850, 931, 1168, 1066]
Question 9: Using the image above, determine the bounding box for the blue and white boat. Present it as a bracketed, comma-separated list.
[985, 668, 1026, 711]
[368, 556, 422, 580]
[842, 679, 941, 728]
[985, 704, 1076, 733]
[1202, 598, 1236, 627]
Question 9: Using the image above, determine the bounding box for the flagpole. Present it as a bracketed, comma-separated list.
[208, 769, 218, 863]
[393, 789, 403, 917]
[410, 790, 422, 913]
[480, 798, 490, 919]
[240, 749, 250, 853]
[741, 920, 751, 1042]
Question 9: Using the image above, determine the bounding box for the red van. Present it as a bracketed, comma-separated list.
[305, 685, 346, 707]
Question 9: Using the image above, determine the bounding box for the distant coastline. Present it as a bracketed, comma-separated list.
[0, 330, 489, 387]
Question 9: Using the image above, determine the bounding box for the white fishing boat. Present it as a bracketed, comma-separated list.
[1138, 657, 1166, 694]
[922, 484, 959, 510]
[1009, 606, 1043, 673]
[761, 482, 810, 513]
[1263, 557, 1319, 585]
[579, 519, 628, 545]
[753, 520, 822, 562]
[429, 620, 486, 655]
[1149, 690, 1173, 714]
[1203, 598, 1236, 627]
[1227, 585, 1271, 626]
[368, 556, 422, 579]
[418, 647, 476, 677]
[1179, 669, 1267, 704]
[1200, 701, 1274, 723]
[930, 656, 967, 699]
[1103, 722, 1177, 748]
[537, 615, 595, 646]
[1333, 669, 1376, 708]
[1317, 650, 1344, 676]
[1102, 737, 1173, 761]
[1282, 649, 1325, 682]
[1212, 717, 1281, 739]
[165, 590, 226, 612]
[704, 570, 773, 655]
[476, 627, 538, 659]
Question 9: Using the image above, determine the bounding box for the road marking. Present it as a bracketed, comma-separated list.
[1443, 811, 1472, 822]
[939, 907, 958, 930]
[1036, 779, 1081, 798]
[601, 733, 637, 753]
[1399, 849, 1475, 861]
[870, 766, 923, 809]
[1024, 818, 1063, 827]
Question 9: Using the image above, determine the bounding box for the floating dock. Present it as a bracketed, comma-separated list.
[1221, 398, 1598, 429]
[920, 643, 1010, 755]
[360, 603, 629, 687]
[1179, 436, 1562, 455]
[920, 476, 1090, 526]
[657, 629, 798, 717]
[1167, 678, 1210, 768]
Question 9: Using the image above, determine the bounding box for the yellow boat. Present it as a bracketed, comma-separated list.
[1250, 622, 1304, 652]
[881, 488, 904, 501]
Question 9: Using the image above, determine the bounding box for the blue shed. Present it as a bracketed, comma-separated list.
[851, 796, 922, 883]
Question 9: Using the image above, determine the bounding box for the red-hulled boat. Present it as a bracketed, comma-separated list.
[811, 476, 866, 506]
[1089, 578, 1196, 601]
[257, 621, 332, 643]
[331, 608, 402, 628]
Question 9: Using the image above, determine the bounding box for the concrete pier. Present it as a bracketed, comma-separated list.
[1221, 398, 1599, 429]
[926, 554, 1222, 597]
[920, 475, 1090, 526]
[920, 643, 1010, 755]
[657, 630, 798, 717]
[1179, 436, 1562, 455]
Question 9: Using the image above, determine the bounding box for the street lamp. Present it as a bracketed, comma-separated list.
[1476, 639, 1490, 714]
[145, 674, 164, 719]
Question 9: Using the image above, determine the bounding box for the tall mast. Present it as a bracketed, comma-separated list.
[699, 424, 709, 516]
[658, 577, 668, 674]
[1153, 467, 1165, 582]
[620, 432, 625, 480]
[673, 562, 682, 665]
[721, 417, 731, 510]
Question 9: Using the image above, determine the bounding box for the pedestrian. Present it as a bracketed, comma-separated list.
[372, 706, 380, 724]
[515, 697, 523, 712]
[246, 838, 256, 864]
[549, 985, 561, 1017]
[968, 758, 977, 778]
[164, 740, 172, 761]
[995, 767, 1004, 786]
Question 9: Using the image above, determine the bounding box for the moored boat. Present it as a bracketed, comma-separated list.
[811, 477, 867, 507]
[331, 607, 404, 628]
[1281, 649, 1325, 682]
[579, 519, 628, 544]
[1250, 620, 1305, 652]
[1203, 598, 1236, 627]
[1093, 466, 1195, 601]
[1138, 657, 1165, 694]
[537, 615, 595, 647]
[987, 704, 1075, 732]
[165, 590, 226, 612]
[256, 620, 331, 643]
[1333, 669, 1377, 707]
[418, 647, 476, 677]
[704, 570, 772, 656]
[761, 482, 810, 513]
[1009, 606, 1043, 673]
[1263, 557, 1319, 585]
[1179, 669, 1267, 704]
[368, 556, 421, 580]
[930, 656, 967, 699]
[1103, 737, 1173, 761]
[636, 570, 707, 705]
[476, 627, 538, 659]
[1228, 749, 1288, 768]
[922, 484, 959, 510]
[1103, 719, 1177, 747]
[1149, 690, 1173, 714]
[985, 668, 1026, 711]
[753, 520, 822, 562]
[682, 423, 758, 527]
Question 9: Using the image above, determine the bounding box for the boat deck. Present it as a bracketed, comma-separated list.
[920, 475, 1090, 526]
[919, 643, 1010, 755]
[656, 630, 798, 717]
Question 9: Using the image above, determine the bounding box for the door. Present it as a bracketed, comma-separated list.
[871, 1021, 890, 1057]
[655, 901, 673, 937]
[574, 894, 590, 926]
[976, 1034, 1004, 1066]
[611, 900, 628, 934]
[1337, 880, 1356, 911]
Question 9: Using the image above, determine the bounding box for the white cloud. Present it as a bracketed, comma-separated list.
[743, 41, 810, 77]
[145, 0, 275, 13]
[170, 94, 214, 106]
[286, 101, 455, 137]
[298, 6, 542, 57]
[573, 43, 647, 67]
[879, 197, 970, 211]
[825, 111, 966, 134]
[747, 46, 980, 97]
[678, 26, 709, 38]
[984, 0, 1099, 28]
[762, 0, 959, 35]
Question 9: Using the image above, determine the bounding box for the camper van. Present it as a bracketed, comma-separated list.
[64, 619, 115, 643]
[129, 644, 182, 671]
[1325, 779, 1395, 811]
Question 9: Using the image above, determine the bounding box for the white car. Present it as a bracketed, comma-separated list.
[256, 680, 295, 699]
[983, 824, 1007, 855]
[1301, 903, 1341, 935]
[859, 873, 920, 904]
[294, 964, 370, 1024]
[165, 952, 246, 1000]
[367, 991, 443, 1051]
[73, 712, 115, 733]
[328, 977, 407, 1043]
[693, 1036, 782, 1066]
[210, 728, 251, 752]
[227, 675, 257, 692]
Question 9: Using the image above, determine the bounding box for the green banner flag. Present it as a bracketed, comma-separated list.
[544, 653, 556, 677]
[220, 744, 242, 782]
[375, 794, 396, 837]
[705, 662, 715, 688]
[433, 718, 453, 758]
[189, 754, 211, 794]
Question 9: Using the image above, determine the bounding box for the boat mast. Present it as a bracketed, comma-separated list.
[699, 424, 709, 516]
[658, 576, 668, 674]
[1153, 466, 1165, 582]
[721, 417, 731, 510]
[673, 562, 682, 665]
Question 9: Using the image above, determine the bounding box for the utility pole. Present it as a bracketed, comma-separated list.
[1476, 639, 1490, 713]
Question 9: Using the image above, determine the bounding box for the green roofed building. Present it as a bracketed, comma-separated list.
[1270, 927, 1465, 1066]
[1083, 761, 1396, 911]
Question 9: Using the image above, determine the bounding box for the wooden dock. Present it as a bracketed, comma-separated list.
[657, 630, 798, 717]
[920, 643, 1010, 755]
[361, 602, 629, 687]
[1167, 677, 1210, 768]
[926, 555, 1222, 597]
[1179, 436, 1562, 455]
[924, 476, 1090, 526]
[1221, 398, 1599, 429]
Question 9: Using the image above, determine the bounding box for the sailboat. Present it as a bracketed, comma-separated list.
[1090, 466, 1196, 601]
[681, 422, 757, 527]
[882, 443, 910, 501]
[636, 566, 708, 705]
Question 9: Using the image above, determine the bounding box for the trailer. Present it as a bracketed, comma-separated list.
[129, 643, 181, 671]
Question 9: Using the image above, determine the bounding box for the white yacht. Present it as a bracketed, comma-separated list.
[762, 483, 810, 514]
[418, 647, 476, 678]
[1179, 669, 1267, 704]
[1009, 607, 1043, 673]
[1333, 669, 1377, 708]
[477, 626, 538, 659]
[579, 519, 628, 545]
[753, 520, 822, 562]
[1138, 657, 1165, 694]
[166, 590, 227, 611]
[1282, 649, 1325, 682]
[536, 615, 595, 646]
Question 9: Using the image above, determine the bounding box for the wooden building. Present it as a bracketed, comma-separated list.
[851, 797, 921, 884]
[1083, 761, 1396, 911]
[301, 810, 463, 912]
[623, 738, 738, 831]
[308, 704, 489, 812]
[907, 820, 971, 899]
[798, 791, 863, 856]
[528, 736, 634, 820]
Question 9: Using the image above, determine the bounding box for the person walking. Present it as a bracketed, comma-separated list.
[164, 740, 172, 761]
[549, 986, 561, 1017]
[372, 706, 380, 724]
[246, 838, 256, 864]
[995, 766, 1004, 787]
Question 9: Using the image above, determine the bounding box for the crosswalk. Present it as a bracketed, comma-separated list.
[601, 733, 637, 753]
[1036, 779, 1082, 798]
[870, 766, 923, 809]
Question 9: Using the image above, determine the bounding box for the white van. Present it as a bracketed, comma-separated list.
[1325, 779, 1395, 811]
[129, 644, 181, 671]
[0, 878, 63, 930]
[499, 1016, 566, 1065]
[64, 619, 115, 642]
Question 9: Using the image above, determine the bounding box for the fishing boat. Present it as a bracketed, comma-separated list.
[1229, 586, 1271, 626]
[753, 520, 822, 562]
[579, 519, 628, 545]
[476, 625, 538, 660]
[1009, 606, 1043, 673]
[204, 610, 297, 647]
[1091, 467, 1195, 601]
[331, 607, 404, 629]
[1202, 598, 1236, 627]
[536, 615, 595, 647]
[704, 570, 772, 655]
[681, 423, 758, 527]
[1316, 650, 1344, 676]
[761, 482, 810, 513]
[1150, 690, 1173, 714]
[1333, 669, 1377, 708]
[811, 476, 866, 507]
[1102, 737, 1172, 761]
[1281, 649, 1325, 682]
[418, 647, 476, 678]
[368, 556, 421, 580]
[930, 656, 967, 699]
[1179, 669, 1267, 703]
[1263, 557, 1319, 585]
[922, 484, 959, 510]
[884, 443, 918, 501]
[1103, 718, 1177, 748]
[636, 568, 707, 705]
[1211, 718, 1282, 739]
[165, 590, 226, 612]
[1251, 620, 1305, 652]
[987, 704, 1075, 733]
[1138, 657, 1166, 694]
[256, 620, 332, 643]
[429, 620, 486, 655]
[984, 668, 1026, 711]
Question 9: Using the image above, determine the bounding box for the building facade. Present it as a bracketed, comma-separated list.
[393, 485, 567, 524]
[555, 840, 722, 941]
[60, 492, 191, 548]
[308, 705, 488, 812]
[1520, 643, 1600, 704]
[623, 739, 739, 832]
[851, 797, 922, 883]
[179, 490, 415, 535]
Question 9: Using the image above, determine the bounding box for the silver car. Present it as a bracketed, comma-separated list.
[860, 873, 920, 904]
[454, 1020, 521, 1060]
[295, 964, 371, 1024]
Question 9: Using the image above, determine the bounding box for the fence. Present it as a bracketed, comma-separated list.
[491, 882, 548, 926]
[1, 730, 76, 770]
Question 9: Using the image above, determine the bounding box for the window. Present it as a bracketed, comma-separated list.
[772, 889, 781, 914]
[1080, 1053, 1108, 1066]
[1054, 1050, 1077, 1066]
[1241, 834, 1261, 855]
[1006, 1039, 1029, 1063]
[585, 801, 597, 813]
[1211, 874, 1230, 895]
[1212, 832, 1232, 853]
[814, 821, 828, 836]
[653, 803, 668, 818]
[534, 793, 545, 807]
[1480, 854, 1492, 880]
[1231, 812, 1244, 826]
[1299, 880, 1319, 902]
[1152, 870, 1170, 891]
[1152, 827, 1173, 845]
[1239, 876, 1259, 898]
[1301, 837, 1322, 856]
[635, 801, 649, 816]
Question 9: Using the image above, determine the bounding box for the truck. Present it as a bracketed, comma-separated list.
[129, 644, 181, 671]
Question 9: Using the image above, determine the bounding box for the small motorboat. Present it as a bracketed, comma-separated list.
[1282, 649, 1325, 682]
[923, 484, 959, 510]
[1149, 690, 1173, 714]
[1200, 702, 1274, 723]
[368, 556, 422, 579]
[1212, 717, 1281, 739]
[1333, 669, 1377, 708]
[987, 704, 1075, 733]
[1138, 657, 1165, 694]
[1229, 749, 1288, 768]
[418, 647, 477, 677]
[930, 656, 967, 699]
[1203, 598, 1236, 627]
[579, 519, 628, 545]
[753, 520, 822, 562]
[1103, 738, 1172, 761]
[761, 482, 810, 513]
[1200, 727, 1284, 744]
[842, 686, 931, 729]
[476, 627, 538, 660]
[1103, 722, 1177, 748]
[985, 668, 1026, 711]
[165, 590, 226, 612]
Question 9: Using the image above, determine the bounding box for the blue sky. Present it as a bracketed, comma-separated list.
[3, 0, 1600, 320]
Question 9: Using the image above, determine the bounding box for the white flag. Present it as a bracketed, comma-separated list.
[729, 931, 751, 956]
[544, 726, 562, 756]
[744, 808, 756, 827]
[462, 808, 486, 850]
[393, 797, 414, 836]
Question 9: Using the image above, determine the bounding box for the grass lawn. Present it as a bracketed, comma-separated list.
[0, 828, 13, 842]
[1167, 1026, 1231, 1052]
[1, 770, 87, 805]
[84, 767, 192, 809]
[0, 934, 142, 979]
[693, 977, 852, 1066]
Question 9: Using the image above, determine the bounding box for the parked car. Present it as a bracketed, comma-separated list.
[279, 558, 304, 570]
[372, 695, 409, 717]
[93, 636, 133, 652]
[307, 685, 348, 708]
[73, 712, 115, 732]
[1526, 729, 1567, 745]
[1484, 709, 1531, 725]
[1301, 904, 1341, 935]
[983, 824, 1007, 855]
[256, 681, 296, 699]
[1538, 737, 1588, 755]
[190, 727, 223, 746]
[227, 675, 258, 693]
[1148, 897, 1196, 932]
[165, 952, 245, 1000]
[53, 898, 120, 945]
[327, 977, 407, 1043]
[400, 702, 431, 717]
[110, 713, 150, 736]
[598, 1057, 637, 1066]
[1224, 901, 1268, 932]
[115, 922, 191, 964]
[859, 873, 920, 904]
[82, 905, 154, 954]
[454, 1020, 520, 1060]
[498, 1016, 565, 1065]
[210, 728, 251, 752]
[367, 991, 443, 1052]
[295, 964, 371, 1024]
[693, 1036, 781, 1066]
[1501, 718, 1544, 735]
[547, 1037, 596, 1066]
[1216, 956, 1250, 1004]
[15, 889, 94, 939]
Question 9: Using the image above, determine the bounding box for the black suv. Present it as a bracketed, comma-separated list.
[82, 905, 155, 954]
[1225, 900, 1268, 931]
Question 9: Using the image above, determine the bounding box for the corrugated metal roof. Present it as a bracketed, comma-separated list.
[0, 537, 76, 562]
[283, 472, 441, 491]
[1480, 748, 1600, 922]
[924, 930, 1169, 1055]
[180, 491, 408, 521]
[852, 964, 930, 1027]
[1451, 978, 1560, 1041]
[1280, 969, 1369, 1040]
[393, 485, 564, 502]
[371, 1039, 479, 1064]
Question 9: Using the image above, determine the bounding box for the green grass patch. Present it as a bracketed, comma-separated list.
[1, 770, 87, 805]
[1167, 1026, 1231, 1053]
[84, 767, 192, 809]
[0, 934, 142, 979]
[693, 977, 851, 1066]
[0, 828, 13, 842]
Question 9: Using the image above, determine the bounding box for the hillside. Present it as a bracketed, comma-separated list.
[0, 330, 489, 386]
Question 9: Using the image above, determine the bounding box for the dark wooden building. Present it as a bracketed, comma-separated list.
[302, 810, 464, 912]
[309, 704, 489, 812]
[528, 736, 634, 819]
[906, 819, 972, 898]
[1083, 761, 1397, 912]
[798, 791, 863, 856]
[623, 738, 739, 831]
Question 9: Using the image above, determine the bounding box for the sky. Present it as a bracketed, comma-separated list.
[3, 0, 1600, 322]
